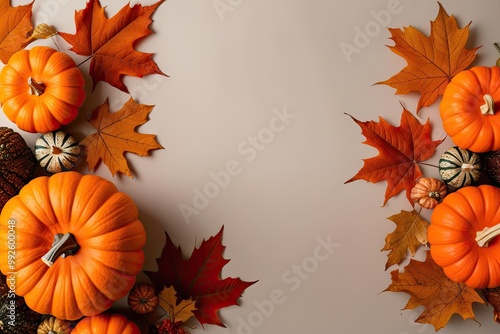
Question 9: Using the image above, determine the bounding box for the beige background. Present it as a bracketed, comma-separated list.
[5, 0, 500, 333]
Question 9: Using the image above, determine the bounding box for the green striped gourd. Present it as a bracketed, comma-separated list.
[438, 146, 481, 188]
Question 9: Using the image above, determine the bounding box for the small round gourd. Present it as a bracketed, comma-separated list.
[37, 316, 72, 334]
[128, 283, 159, 314]
[410, 177, 447, 209]
[34, 131, 80, 173]
[438, 146, 481, 188]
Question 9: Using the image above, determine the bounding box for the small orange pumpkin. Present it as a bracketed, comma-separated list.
[37, 316, 73, 334]
[440, 66, 500, 153]
[0, 46, 85, 133]
[0, 171, 146, 320]
[72, 313, 140, 334]
[428, 185, 500, 288]
[410, 177, 447, 209]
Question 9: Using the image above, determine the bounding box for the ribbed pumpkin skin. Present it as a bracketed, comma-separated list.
[428, 185, 500, 289]
[440, 66, 500, 153]
[0, 171, 146, 320]
[71, 314, 141, 334]
[0, 46, 85, 133]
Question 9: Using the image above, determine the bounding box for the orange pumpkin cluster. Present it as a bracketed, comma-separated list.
[415, 66, 500, 290]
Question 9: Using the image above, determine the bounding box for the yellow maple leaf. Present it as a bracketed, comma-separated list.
[80, 97, 164, 177]
[159, 286, 197, 324]
[376, 2, 479, 112]
[381, 210, 429, 270]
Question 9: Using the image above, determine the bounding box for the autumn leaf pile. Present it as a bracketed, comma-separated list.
[0, 0, 256, 333]
[346, 2, 500, 331]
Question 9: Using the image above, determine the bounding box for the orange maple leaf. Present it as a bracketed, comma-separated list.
[377, 2, 479, 112]
[385, 251, 485, 331]
[59, 0, 166, 93]
[381, 210, 429, 270]
[80, 98, 164, 178]
[0, 0, 33, 64]
[345, 107, 444, 206]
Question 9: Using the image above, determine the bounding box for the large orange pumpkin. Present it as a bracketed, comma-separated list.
[0, 171, 146, 320]
[428, 185, 500, 288]
[0, 46, 85, 133]
[71, 313, 140, 334]
[440, 66, 500, 153]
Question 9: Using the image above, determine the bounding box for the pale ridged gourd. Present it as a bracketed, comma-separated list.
[438, 146, 481, 188]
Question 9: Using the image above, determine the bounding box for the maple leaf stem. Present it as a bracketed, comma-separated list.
[76, 56, 93, 68]
[418, 162, 439, 169]
[494, 43, 500, 54]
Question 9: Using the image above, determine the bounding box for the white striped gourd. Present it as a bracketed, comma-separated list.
[438, 146, 481, 188]
[35, 131, 81, 173]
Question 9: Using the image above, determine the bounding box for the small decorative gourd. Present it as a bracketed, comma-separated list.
[71, 313, 140, 334]
[34, 131, 81, 173]
[0, 127, 36, 210]
[429, 185, 500, 288]
[37, 316, 72, 334]
[410, 177, 447, 209]
[438, 146, 481, 188]
[128, 283, 159, 314]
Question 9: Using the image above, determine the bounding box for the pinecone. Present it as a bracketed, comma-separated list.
[0, 290, 41, 334]
[483, 150, 500, 185]
[485, 286, 500, 323]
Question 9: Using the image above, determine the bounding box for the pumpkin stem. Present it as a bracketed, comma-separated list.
[480, 94, 495, 115]
[51, 146, 63, 154]
[428, 191, 442, 200]
[476, 224, 500, 247]
[27, 77, 45, 96]
[41, 233, 79, 267]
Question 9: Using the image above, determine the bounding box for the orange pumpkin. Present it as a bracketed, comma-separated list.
[72, 313, 140, 334]
[0, 46, 85, 133]
[410, 177, 447, 209]
[428, 185, 500, 288]
[440, 66, 500, 153]
[0, 171, 146, 320]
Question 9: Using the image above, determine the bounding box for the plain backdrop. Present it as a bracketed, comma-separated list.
[5, 0, 500, 333]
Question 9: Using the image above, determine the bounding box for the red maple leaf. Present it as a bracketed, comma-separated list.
[58, 0, 166, 93]
[145, 226, 257, 327]
[345, 107, 444, 205]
